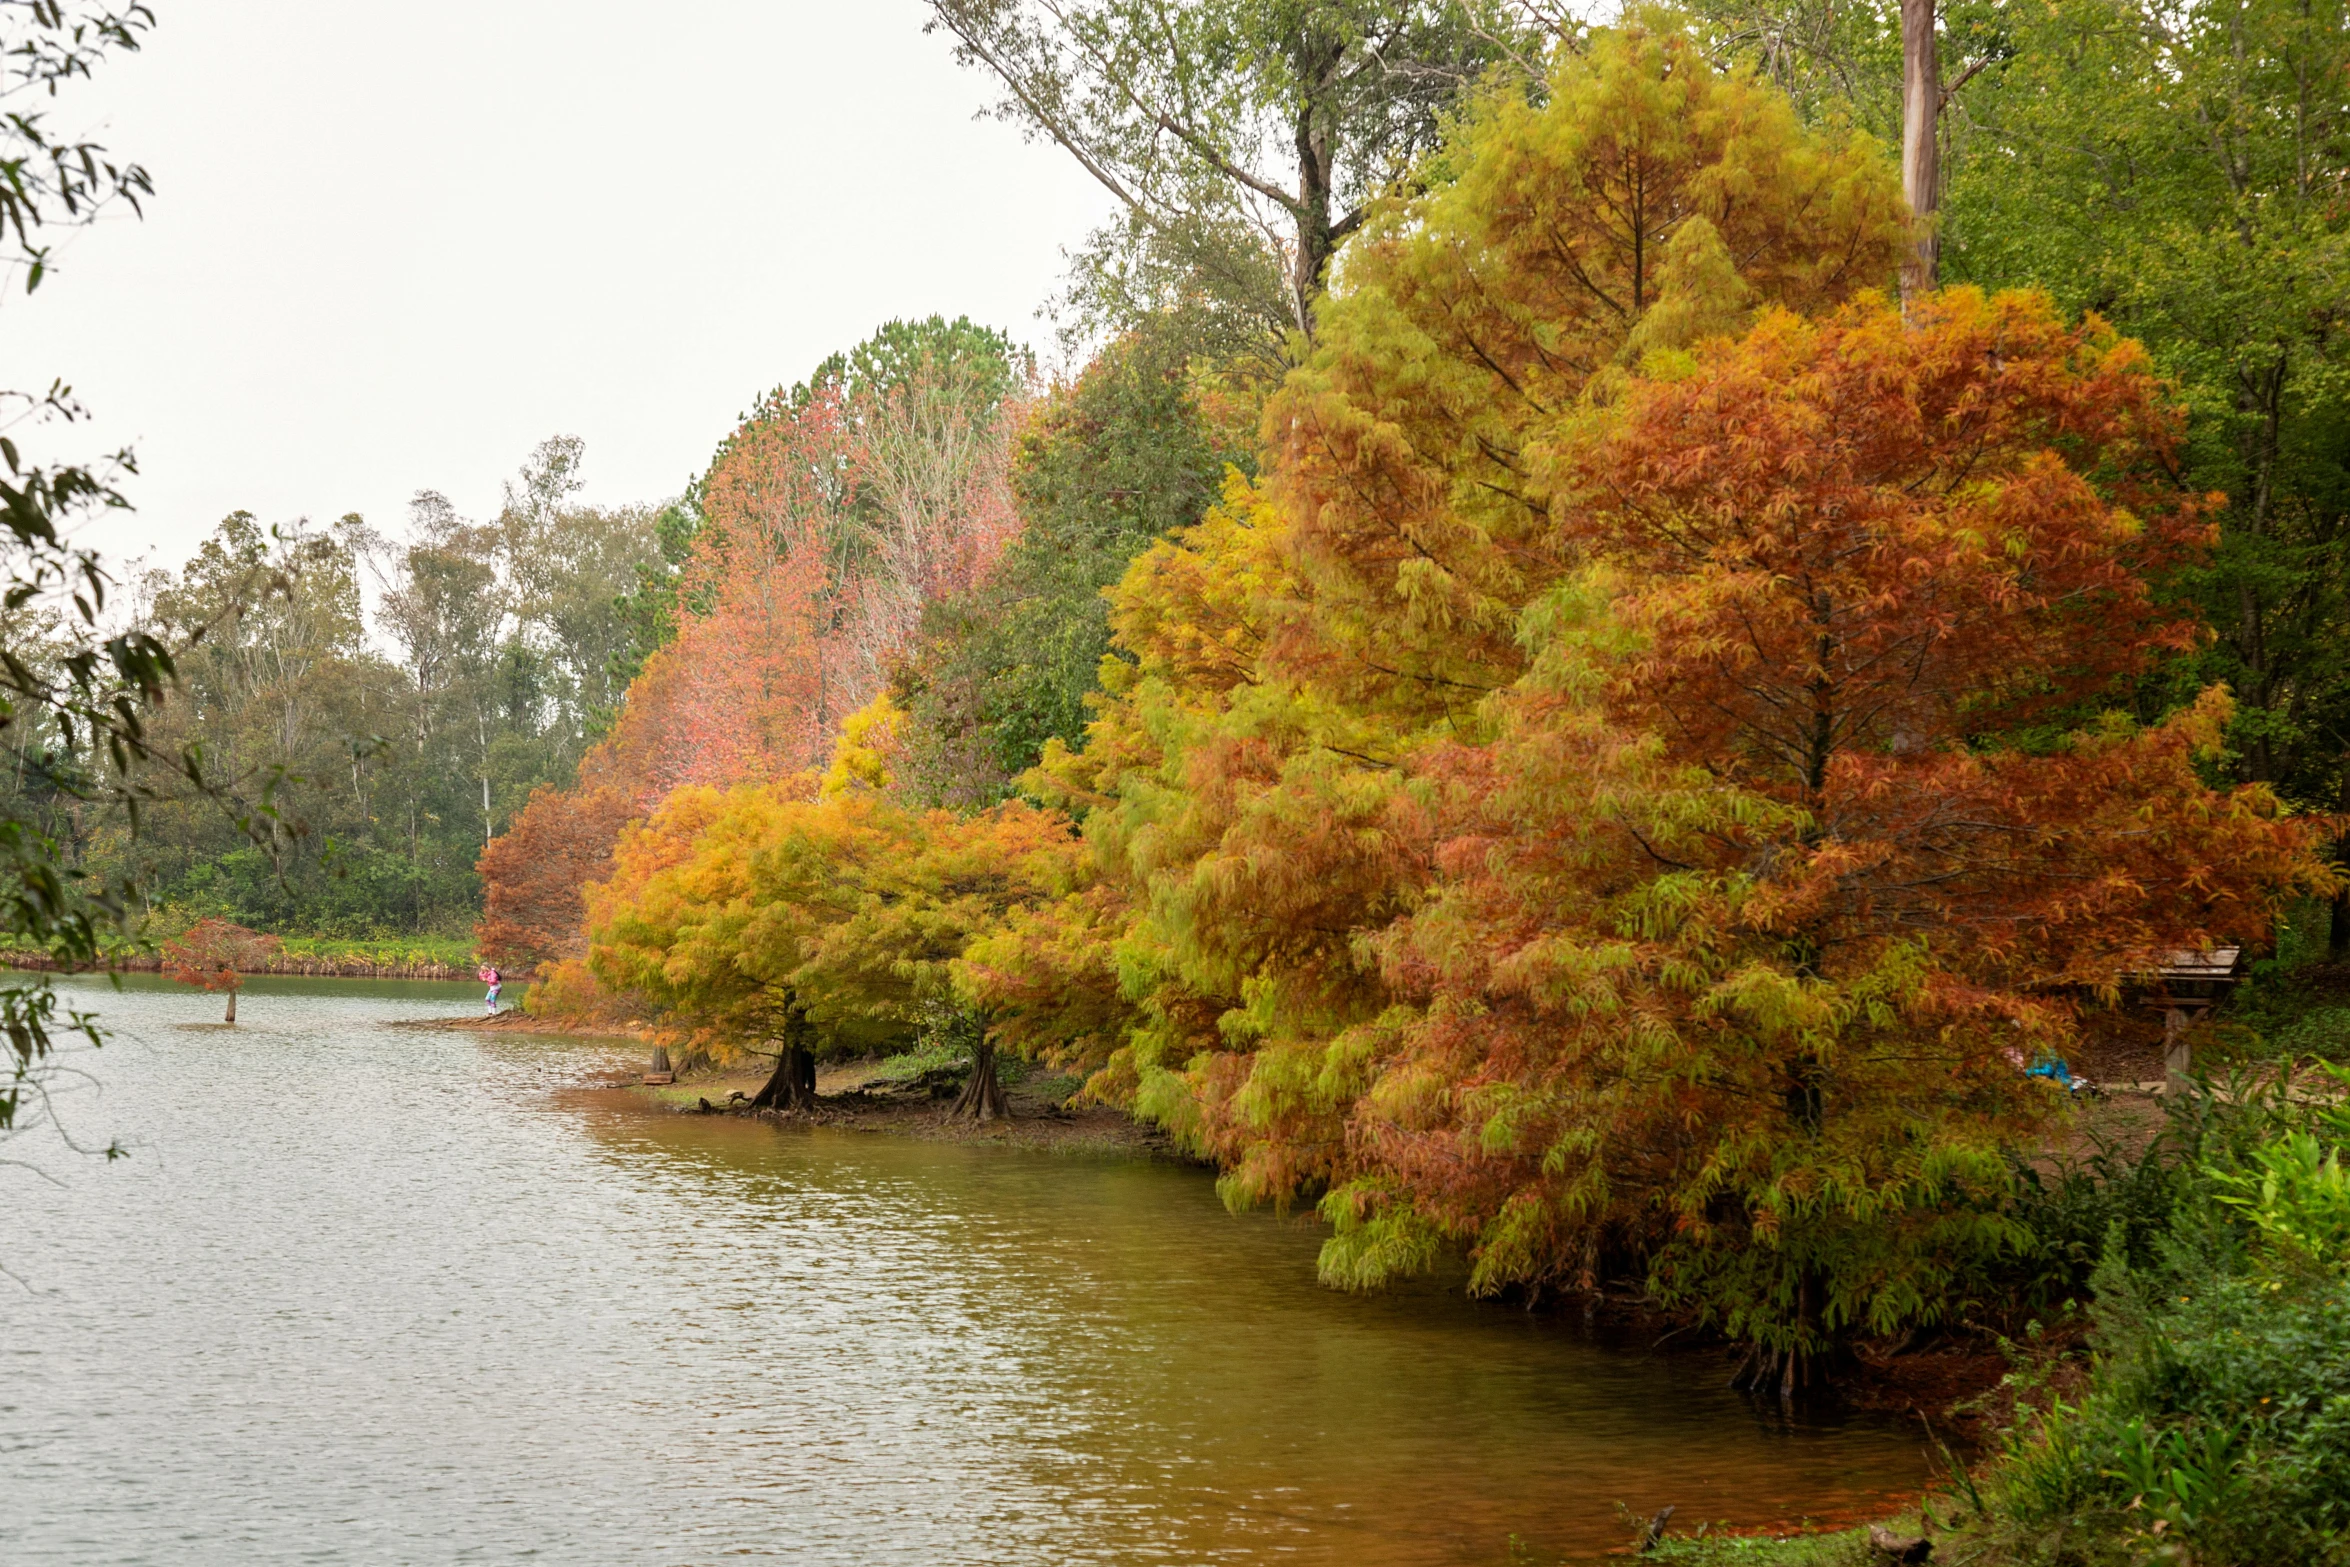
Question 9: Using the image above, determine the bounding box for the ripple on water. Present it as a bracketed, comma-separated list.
[3, 976, 1926, 1564]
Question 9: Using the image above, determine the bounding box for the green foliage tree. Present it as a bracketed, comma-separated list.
[495, 435, 669, 737]
[889, 321, 1253, 805]
[76, 438, 665, 941]
[924, 0, 1544, 356]
[1942, 0, 2350, 837]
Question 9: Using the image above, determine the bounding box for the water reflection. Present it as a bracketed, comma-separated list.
[4, 977, 1924, 1564]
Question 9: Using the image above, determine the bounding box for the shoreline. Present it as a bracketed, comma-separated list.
[412, 1010, 1185, 1159]
[635, 1060, 1184, 1159]
[405, 1006, 644, 1038]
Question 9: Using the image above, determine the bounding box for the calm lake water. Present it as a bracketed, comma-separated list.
[3, 976, 1929, 1564]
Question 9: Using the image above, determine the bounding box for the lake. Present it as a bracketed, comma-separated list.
[1, 975, 1929, 1563]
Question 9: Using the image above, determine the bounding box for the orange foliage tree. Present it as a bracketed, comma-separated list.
[608, 388, 848, 795]
[162, 919, 284, 1024]
[981, 19, 1911, 1194]
[1323, 291, 2329, 1384]
[474, 782, 639, 975]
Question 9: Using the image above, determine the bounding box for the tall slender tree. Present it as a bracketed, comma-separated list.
[1898, 0, 1937, 298]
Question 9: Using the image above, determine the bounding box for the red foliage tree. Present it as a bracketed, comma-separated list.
[474, 782, 639, 975]
[479, 363, 1030, 1012]
[162, 919, 284, 1024]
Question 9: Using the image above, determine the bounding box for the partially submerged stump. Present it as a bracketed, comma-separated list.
[749, 1042, 817, 1111]
[1637, 1505, 1675, 1554]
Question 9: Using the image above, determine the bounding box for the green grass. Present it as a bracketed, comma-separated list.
[866, 1039, 971, 1084]
[272, 933, 475, 969]
[1642, 1527, 1875, 1566]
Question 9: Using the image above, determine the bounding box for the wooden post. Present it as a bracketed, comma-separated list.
[2146, 950, 2239, 1094]
[2163, 1006, 2192, 1093]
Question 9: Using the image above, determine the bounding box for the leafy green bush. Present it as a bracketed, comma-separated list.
[2208, 902, 2350, 1063]
[2006, 1135, 2192, 1308]
[1983, 1070, 2350, 1565]
[2251, 1006, 2350, 1064]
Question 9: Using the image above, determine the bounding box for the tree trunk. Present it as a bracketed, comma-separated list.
[747, 994, 820, 1111]
[1899, 0, 1940, 303]
[224, 989, 237, 1025]
[749, 1043, 817, 1112]
[1284, 31, 1345, 340]
[948, 1036, 1010, 1122]
[2332, 769, 2350, 962]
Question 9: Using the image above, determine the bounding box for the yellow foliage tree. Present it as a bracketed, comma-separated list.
[586, 780, 1078, 1118]
[976, 20, 1911, 1194]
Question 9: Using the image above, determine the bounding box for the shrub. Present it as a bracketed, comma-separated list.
[1982, 1070, 2350, 1565]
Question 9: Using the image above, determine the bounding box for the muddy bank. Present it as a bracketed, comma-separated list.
[411, 1010, 1179, 1156]
[404, 1006, 643, 1038]
[411, 1011, 1179, 1156]
[626, 1057, 1181, 1160]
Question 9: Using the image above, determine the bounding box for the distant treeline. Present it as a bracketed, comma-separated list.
[0, 437, 676, 941]
[4, 949, 473, 981]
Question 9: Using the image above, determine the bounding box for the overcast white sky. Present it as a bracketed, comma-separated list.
[2, 1, 1119, 568]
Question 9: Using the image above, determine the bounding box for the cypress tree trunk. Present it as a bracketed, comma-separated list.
[948, 1036, 1009, 1122]
[224, 988, 237, 1025]
[747, 993, 819, 1112]
[749, 1042, 817, 1111]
